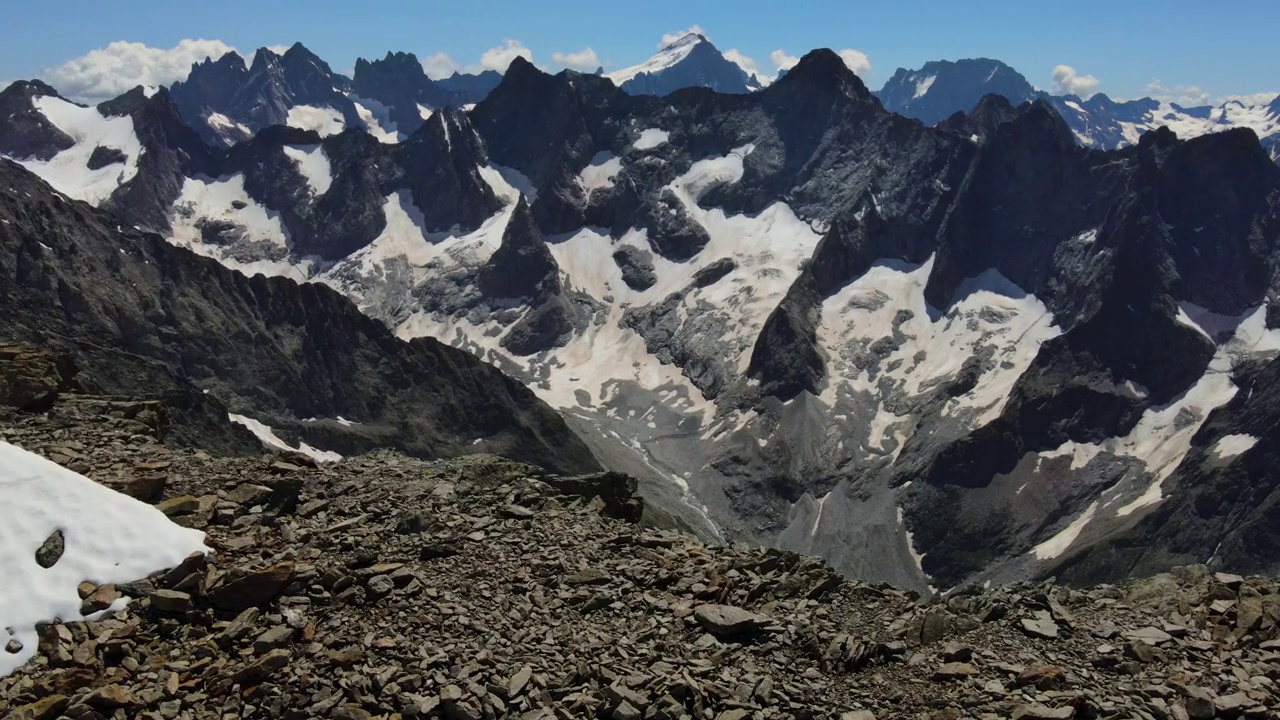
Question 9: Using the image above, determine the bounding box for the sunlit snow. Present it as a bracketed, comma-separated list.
[0, 442, 209, 676]
[12, 96, 142, 205]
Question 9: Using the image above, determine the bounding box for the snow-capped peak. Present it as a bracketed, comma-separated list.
[607, 33, 708, 86]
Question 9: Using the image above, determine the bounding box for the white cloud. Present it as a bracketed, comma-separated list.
[552, 48, 600, 71]
[838, 49, 872, 78]
[771, 50, 800, 72]
[660, 25, 706, 49]
[477, 39, 532, 73]
[264, 45, 291, 56]
[421, 52, 459, 80]
[723, 49, 759, 78]
[44, 39, 237, 103]
[1145, 79, 1210, 106]
[1052, 65, 1101, 98]
[771, 48, 871, 78]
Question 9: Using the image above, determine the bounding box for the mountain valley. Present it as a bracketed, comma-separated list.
[2, 37, 1279, 599]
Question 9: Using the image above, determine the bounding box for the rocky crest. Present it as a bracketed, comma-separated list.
[3, 394, 1280, 720]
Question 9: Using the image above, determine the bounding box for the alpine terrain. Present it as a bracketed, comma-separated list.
[4, 41, 1280, 594]
[2, 27, 1280, 713]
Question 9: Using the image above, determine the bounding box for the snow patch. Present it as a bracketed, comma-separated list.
[12, 95, 142, 205]
[1209, 434, 1258, 463]
[348, 97, 402, 143]
[285, 105, 345, 137]
[0, 441, 209, 676]
[913, 75, 936, 99]
[1032, 501, 1099, 560]
[634, 128, 670, 150]
[281, 144, 333, 196]
[228, 414, 342, 463]
[817, 260, 1060, 450]
[577, 151, 621, 197]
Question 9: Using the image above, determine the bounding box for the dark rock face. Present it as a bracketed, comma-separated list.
[476, 198, 587, 356]
[0, 81, 75, 160]
[395, 109, 502, 233]
[100, 88, 216, 233]
[351, 51, 446, 136]
[0, 342, 80, 411]
[435, 70, 503, 103]
[350, 53, 499, 138]
[876, 58, 1037, 127]
[170, 43, 361, 146]
[611, 246, 656, 291]
[0, 158, 598, 473]
[477, 198, 560, 301]
[615, 35, 763, 97]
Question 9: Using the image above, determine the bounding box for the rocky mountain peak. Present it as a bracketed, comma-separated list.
[477, 197, 561, 301]
[876, 58, 1036, 127]
[773, 48, 871, 100]
[396, 107, 502, 232]
[248, 46, 283, 75]
[1, 79, 63, 100]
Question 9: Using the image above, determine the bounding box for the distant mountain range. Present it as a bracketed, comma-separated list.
[19, 36, 1268, 162]
[168, 42, 501, 146]
[876, 57, 1280, 161]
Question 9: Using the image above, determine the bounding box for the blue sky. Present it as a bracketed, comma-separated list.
[2, 0, 1275, 104]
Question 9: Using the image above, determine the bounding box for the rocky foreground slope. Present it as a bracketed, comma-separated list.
[3, 371, 1279, 719]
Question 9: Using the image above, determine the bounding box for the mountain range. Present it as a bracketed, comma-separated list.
[2, 39, 1280, 597]
[41, 35, 1275, 162]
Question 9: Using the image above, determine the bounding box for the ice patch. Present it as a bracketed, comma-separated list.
[228, 413, 342, 463]
[281, 144, 333, 196]
[1208, 433, 1258, 463]
[577, 151, 621, 198]
[206, 112, 250, 136]
[482, 165, 538, 203]
[1032, 501, 1099, 560]
[1176, 301, 1246, 343]
[913, 75, 936, 99]
[12, 95, 142, 205]
[634, 128, 670, 150]
[679, 144, 754, 201]
[348, 97, 402, 143]
[0, 441, 209, 676]
[286, 105, 345, 137]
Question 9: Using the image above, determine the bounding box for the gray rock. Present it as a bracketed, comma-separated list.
[148, 589, 193, 614]
[694, 604, 772, 636]
[34, 530, 64, 568]
[1020, 612, 1059, 640]
[252, 625, 294, 654]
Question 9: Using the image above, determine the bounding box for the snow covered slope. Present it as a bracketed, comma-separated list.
[607, 34, 763, 96]
[11, 95, 141, 205]
[0, 442, 209, 676]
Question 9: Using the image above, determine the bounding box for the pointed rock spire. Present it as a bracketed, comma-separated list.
[477, 197, 561, 300]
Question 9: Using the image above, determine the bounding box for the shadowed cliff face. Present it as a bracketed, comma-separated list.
[0, 158, 599, 475]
